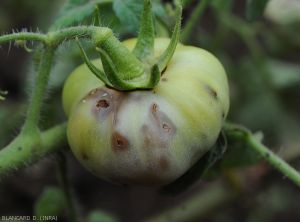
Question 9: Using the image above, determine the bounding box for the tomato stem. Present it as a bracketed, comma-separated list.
[0, 123, 67, 178]
[224, 123, 300, 187]
[22, 47, 55, 135]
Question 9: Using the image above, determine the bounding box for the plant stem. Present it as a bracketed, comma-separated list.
[181, 0, 210, 44]
[0, 32, 47, 45]
[0, 123, 67, 179]
[22, 47, 55, 134]
[247, 134, 300, 186]
[57, 152, 78, 222]
[224, 123, 300, 187]
[146, 182, 235, 222]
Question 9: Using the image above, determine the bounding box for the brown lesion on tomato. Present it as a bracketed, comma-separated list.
[204, 84, 218, 100]
[111, 131, 130, 152]
[142, 103, 177, 150]
[81, 151, 89, 161]
[96, 99, 109, 109]
[161, 77, 168, 82]
[162, 123, 171, 133]
[152, 103, 158, 114]
[83, 87, 126, 122]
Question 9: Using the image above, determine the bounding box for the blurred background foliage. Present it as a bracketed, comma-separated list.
[0, 0, 300, 221]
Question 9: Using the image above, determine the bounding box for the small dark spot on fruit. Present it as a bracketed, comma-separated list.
[96, 99, 109, 109]
[152, 103, 158, 113]
[162, 78, 167, 82]
[18, 147, 22, 151]
[222, 112, 225, 119]
[81, 152, 89, 160]
[205, 85, 218, 99]
[112, 132, 129, 152]
[162, 123, 171, 132]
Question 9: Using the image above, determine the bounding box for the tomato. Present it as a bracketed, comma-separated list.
[63, 38, 230, 185]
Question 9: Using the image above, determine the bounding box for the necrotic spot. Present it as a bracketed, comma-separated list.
[96, 99, 109, 109]
[205, 85, 218, 100]
[111, 132, 129, 152]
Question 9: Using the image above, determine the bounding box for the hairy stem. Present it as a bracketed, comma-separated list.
[0, 123, 67, 179]
[224, 123, 300, 186]
[181, 0, 210, 43]
[22, 47, 55, 134]
[0, 32, 48, 45]
[247, 134, 300, 186]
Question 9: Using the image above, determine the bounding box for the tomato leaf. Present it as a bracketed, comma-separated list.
[246, 0, 270, 21]
[61, 0, 89, 12]
[113, 0, 144, 32]
[210, 0, 233, 13]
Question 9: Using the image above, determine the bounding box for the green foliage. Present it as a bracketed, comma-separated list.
[1, 0, 300, 221]
[246, 0, 270, 21]
[210, 0, 233, 13]
[86, 211, 118, 222]
[267, 59, 300, 89]
[113, 0, 144, 32]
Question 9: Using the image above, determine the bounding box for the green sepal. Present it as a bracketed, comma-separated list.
[98, 48, 128, 90]
[133, 0, 155, 60]
[76, 39, 113, 87]
[99, 48, 160, 90]
[147, 64, 161, 88]
[157, 0, 182, 72]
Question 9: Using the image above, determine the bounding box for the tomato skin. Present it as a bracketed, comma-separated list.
[63, 38, 230, 185]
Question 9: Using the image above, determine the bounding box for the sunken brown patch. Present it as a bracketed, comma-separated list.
[142, 103, 176, 150]
[96, 99, 109, 109]
[81, 152, 89, 160]
[205, 85, 218, 100]
[111, 131, 129, 152]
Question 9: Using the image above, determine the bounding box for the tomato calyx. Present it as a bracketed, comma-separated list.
[77, 0, 182, 91]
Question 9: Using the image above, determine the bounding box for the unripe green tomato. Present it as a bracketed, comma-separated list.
[63, 38, 230, 185]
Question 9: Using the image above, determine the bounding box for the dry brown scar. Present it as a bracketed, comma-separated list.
[112, 131, 129, 152]
[96, 99, 109, 108]
[205, 85, 218, 99]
